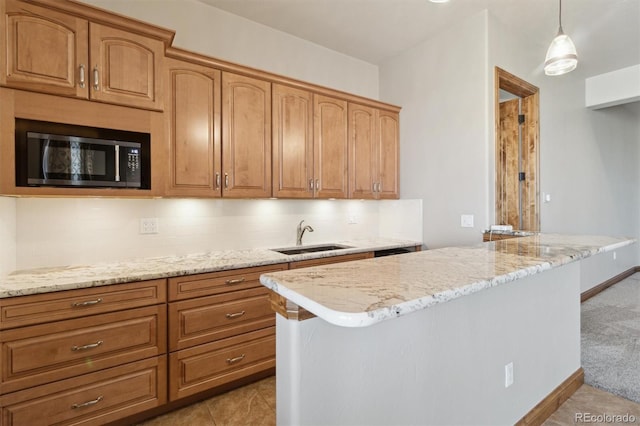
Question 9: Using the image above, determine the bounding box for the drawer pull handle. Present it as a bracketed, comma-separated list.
[225, 278, 245, 285]
[226, 311, 245, 319]
[226, 354, 245, 364]
[71, 298, 102, 307]
[72, 395, 103, 409]
[71, 340, 103, 352]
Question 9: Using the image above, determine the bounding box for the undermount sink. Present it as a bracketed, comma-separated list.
[271, 244, 352, 255]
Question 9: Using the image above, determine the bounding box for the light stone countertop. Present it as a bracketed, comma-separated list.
[259, 234, 635, 327]
[0, 238, 421, 298]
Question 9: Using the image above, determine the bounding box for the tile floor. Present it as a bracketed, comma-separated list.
[138, 376, 640, 425]
[137, 376, 275, 426]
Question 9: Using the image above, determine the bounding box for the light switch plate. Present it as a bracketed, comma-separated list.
[460, 214, 474, 228]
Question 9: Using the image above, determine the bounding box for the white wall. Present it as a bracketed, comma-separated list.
[0, 197, 16, 276]
[80, 0, 379, 99]
[379, 11, 490, 249]
[379, 8, 640, 265]
[11, 198, 421, 271]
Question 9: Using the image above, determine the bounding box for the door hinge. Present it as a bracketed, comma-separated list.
[519, 172, 526, 181]
[518, 114, 525, 124]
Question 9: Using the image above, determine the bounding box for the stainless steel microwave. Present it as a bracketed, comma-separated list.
[15, 119, 150, 189]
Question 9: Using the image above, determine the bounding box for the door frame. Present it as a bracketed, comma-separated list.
[494, 67, 540, 231]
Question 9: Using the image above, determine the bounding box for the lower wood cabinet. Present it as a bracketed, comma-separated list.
[169, 327, 275, 401]
[167, 264, 284, 402]
[0, 305, 166, 394]
[0, 356, 167, 426]
[0, 252, 390, 423]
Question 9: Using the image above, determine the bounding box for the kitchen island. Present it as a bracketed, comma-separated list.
[260, 234, 634, 425]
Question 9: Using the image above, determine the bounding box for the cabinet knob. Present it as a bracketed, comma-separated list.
[71, 298, 102, 307]
[93, 66, 99, 91]
[225, 310, 246, 319]
[215, 172, 221, 189]
[78, 64, 86, 89]
[226, 354, 246, 364]
[71, 395, 103, 410]
[71, 340, 103, 352]
[224, 173, 229, 189]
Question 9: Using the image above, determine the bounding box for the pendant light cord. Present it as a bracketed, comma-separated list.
[558, 0, 564, 33]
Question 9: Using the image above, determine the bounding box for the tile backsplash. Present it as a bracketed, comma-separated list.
[6, 197, 422, 272]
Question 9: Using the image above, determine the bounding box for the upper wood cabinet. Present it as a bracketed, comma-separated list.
[0, 0, 165, 110]
[348, 104, 399, 199]
[222, 72, 272, 198]
[272, 84, 314, 198]
[165, 57, 221, 197]
[313, 94, 348, 199]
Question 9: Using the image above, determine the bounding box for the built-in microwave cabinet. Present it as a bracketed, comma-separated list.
[0, 0, 169, 111]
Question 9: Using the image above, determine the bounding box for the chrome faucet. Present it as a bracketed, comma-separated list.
[296, 220, 314, 246]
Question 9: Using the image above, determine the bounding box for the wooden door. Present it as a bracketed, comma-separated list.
[1, 0, 89, 98]
[496, 98, 520, 228]
[166, 58, 221, 197]
[313, 94, 348, 199]
[494, 67, 540, 232]
[89, 23, 163, 110]
[348, 103, 376, 199]
[222, 72, 272, 198]
[377, 110, 400, 199]
[520, 94, 539, 231]
[272, 84, 313, 198]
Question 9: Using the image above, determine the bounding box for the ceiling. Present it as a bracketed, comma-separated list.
[198, 0, 640, 76]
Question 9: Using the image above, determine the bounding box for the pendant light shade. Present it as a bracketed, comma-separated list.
[544, 0, 578, 76]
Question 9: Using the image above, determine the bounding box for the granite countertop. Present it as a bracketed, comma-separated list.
[260, 234, 635, 328]
[0, 238, 421, 298]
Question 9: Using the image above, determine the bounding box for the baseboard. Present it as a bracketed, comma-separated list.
[516, 368, 584, 426]
[580, 266, 639, 303]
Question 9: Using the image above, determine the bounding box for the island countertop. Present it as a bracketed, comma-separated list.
[259, 233, 635, 327]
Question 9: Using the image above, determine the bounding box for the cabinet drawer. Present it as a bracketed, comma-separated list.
[169, 287, 273, 351]
[0, 279, 166, 330]
[0, 356, 167, 426]
[0, 305, 166, 394]
[169, 328, 275, 401]
[168, 264, 286, 301]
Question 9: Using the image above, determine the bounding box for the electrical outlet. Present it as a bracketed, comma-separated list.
[348, 214, 358, 224]
[505, 362, 514, 388]
[139, 218, 159, 234]
[460, 214, 474, 228]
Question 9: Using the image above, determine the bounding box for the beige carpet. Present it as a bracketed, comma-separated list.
[581, 273, 640, 403]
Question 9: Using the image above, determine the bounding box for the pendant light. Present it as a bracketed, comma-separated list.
[544, 0, 578, 76]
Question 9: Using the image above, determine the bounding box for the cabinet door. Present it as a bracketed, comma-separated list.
[313, 94, 348, 199]
[89, 23, 164, 110]
[222, 72, 272, 198]
[377, 110, 400, 199]
[0, 0, 89, 97]
[166, 58, 221, 197]
[272, 84, 313, 198]
[348, 103, 377, 199]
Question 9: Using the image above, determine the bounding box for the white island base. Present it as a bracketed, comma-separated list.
[275, 262, 580, 425]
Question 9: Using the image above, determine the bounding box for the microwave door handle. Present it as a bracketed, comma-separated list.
[115, 145, 120, 182]
[42, 139, 51, 179]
